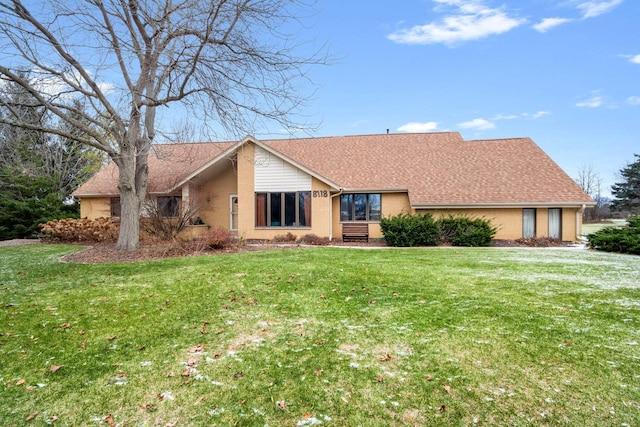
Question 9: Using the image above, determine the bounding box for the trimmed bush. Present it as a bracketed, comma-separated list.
[438, 215, 497, 247]
[204, 227, 234, 249]
[298, 234, 330, 245]
[272, 232, 297, 243]
[380, 213, 440, 247]
[587, 216, 640, 255]
[381, 213, 497, 247]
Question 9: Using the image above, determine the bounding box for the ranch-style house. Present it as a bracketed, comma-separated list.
[73, 132, 595, 242]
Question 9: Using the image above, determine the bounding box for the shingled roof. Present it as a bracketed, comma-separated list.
[74, 132, 594, 207]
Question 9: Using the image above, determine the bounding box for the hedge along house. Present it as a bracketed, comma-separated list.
[73, 132, 595, 242]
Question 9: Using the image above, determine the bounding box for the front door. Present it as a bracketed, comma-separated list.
[230, 195, 238, 231]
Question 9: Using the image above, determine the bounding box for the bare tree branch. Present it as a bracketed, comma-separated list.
[0, 0, 327, 249]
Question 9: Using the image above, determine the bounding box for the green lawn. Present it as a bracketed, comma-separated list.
[582, 219, 628, 236]
[1, 244, 639, 426]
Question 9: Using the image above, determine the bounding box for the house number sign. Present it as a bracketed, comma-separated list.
[312, 190, 328, 198]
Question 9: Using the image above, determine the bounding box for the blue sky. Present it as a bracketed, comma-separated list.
[268, 0, 639, 197]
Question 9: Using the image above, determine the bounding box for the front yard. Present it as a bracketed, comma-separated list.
[1, 244, 639, 426]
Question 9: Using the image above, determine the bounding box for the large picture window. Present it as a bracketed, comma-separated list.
[256, 192, 311, 227]
[340, 193, 381, 222]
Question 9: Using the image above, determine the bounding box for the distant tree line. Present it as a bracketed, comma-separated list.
[0, 74, 105, 240]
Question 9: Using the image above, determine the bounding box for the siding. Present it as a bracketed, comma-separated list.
[254, 146, 311, 192]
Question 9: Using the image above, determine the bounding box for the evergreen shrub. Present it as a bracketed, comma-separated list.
[379, 213, 440, 247]
[587, 215, 640, 255]
[438, 215, 497, 247]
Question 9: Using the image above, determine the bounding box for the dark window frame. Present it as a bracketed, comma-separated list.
[255, 191, 311, 227]
[110, 197, 121, 217]
[340, 193, 381, 222]
[522, 208, 537, 238]
[157, 196, 181, 218]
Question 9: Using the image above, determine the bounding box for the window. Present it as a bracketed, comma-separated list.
[255, 192, 310, 227]
[110, 197, 121, 217]
[548, 208, 562, 239]
[157, 196, 180, 217]
[523, 208, 536, 238]
[340, 193, 381, 222]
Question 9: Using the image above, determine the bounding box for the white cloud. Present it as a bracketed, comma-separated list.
[491, 111, 551, 121]
[491, 113, 519, 120]
[524, 111, 552, 119]
[387, 0, 525, 46]
[576, 96, 604, 108]
[458, 118, 495, 130]
[397, 121, 440, 133]
[576, 0, 624, 19]
[628, 96, 640, 106]
[630, 55, 640, 64]
[533, 17, 573, 33]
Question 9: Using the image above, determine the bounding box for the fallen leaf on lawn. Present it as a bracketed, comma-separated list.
[16, 378, 26, 386]
[439, 405, 446, 412]
[187, 357, 198, 367]
[442, 383, 452, 395]
[181, 369, 192, 377]
[107, 335, 117, 341]
[141, 404, 157, 412]
[276, 400, 287, 409]
[49, 365, 63, 373]
[315, 369, 323, 376]
[378, 353, 392, 362]
[369, 300, 376, 304]
[46, 415, 58, 423]
[303, 412, 313, 419]
[563, 340, 572, 346]
[233, 371, 244, 378]
[426, 374, 433, 381]
[26, 411, 39, 421]
[59, 323, 71, 329]
[188, 344, 205, 353]
[105, 414, 115, 426]
[375, 375, 384, 383]
[200, 323, 208, 334]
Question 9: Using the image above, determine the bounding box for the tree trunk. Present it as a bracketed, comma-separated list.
[114, 144, 148, 251]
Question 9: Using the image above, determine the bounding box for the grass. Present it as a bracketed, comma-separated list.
[582, 219, 628, 236]
[1, 244, 639, 426]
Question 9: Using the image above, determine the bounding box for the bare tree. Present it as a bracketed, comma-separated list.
[575, 162, 603, 222]
[0, 0, 325, 250]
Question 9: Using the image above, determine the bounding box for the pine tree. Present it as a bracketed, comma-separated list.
[610, 154, 640, 214]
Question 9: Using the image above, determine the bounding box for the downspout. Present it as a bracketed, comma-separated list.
[576, 204, 586, 240]
[329, 189, 344, 241]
